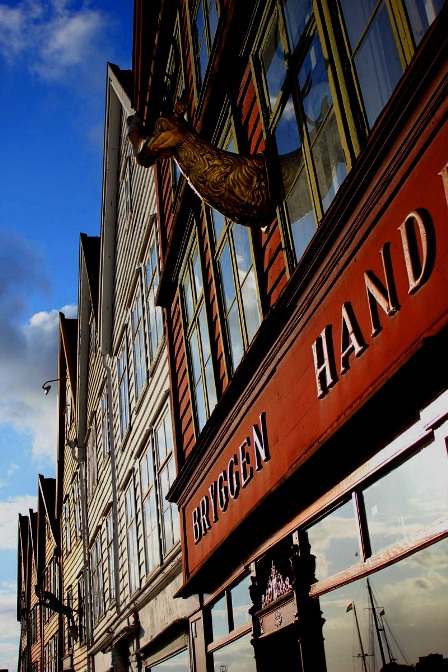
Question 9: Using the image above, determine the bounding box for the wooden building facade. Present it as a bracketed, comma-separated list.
[131, 0, 448, 670]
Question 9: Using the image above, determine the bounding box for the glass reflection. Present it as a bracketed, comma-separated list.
[405, 0, 444, 45]
[151, 647, 189, 670]
[213, 632, 257, 672]
[319, 539, 448, 672]
[282, 0, 312, 51]
[307, 499, 360, 580]
[353, 4, 403, 128]
[230, 574, 252, 630]
[262, 11, 286, 110]
[211, 594, 228, 640]
[363, 440, 448, 554]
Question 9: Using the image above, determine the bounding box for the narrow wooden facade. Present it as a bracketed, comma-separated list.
[132, 0, 448, 670]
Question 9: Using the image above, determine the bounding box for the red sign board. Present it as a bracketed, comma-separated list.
[182, 114, 448, 581]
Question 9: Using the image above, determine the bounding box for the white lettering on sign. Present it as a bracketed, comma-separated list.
[192, 413, 269, 544]
[312, 204, 438, 399]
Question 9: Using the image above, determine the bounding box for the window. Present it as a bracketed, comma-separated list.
[72, 475, 82, 539]
[65, 378, 73, 434]
[207, 574, 254, 670]
[30, 607, 37, 644]
[64, 497, 71, 555]
[211, 212, 261, 373]
[131, 290, 148, 398]
[86, 418, 98, 498]
[181, 234, 217, 433]
[66, 587, 74, 650]
[106, 511, 116, 603]
[144, 224, 164, 363]
[140, 405, 179, 575]
[44, 636, 57, 672]
[124, 155, 133, 221]
[118, 339, 130, 439]
[151, 648, 190, 670]
[77, 574, 85, 644]
[101, 388, 111, 458]
[191, 0, 220, 89]
[125, 480, 140, 594]
[256, 1, 347, 264]
[44, 557, 60, 621]
[89, 310, 96, 359]
[255, 1, 444, 269]
[90, 532, 105, 624]
[319, 540, 448, 670]
[140, 440, 161, 575]
[167, 18, 186, 193]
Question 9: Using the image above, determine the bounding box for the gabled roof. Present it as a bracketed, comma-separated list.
[80, 234, 101, 323]
[37, 475, 58, 578]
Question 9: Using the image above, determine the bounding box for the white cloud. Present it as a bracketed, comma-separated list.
[7, 464, 19, 478]
[0, 496, 37, 550]
[0, 580, 21, 672]
[0, 0, 113, 88]
[0, 229, 77, 465]
[0, 303, 77, 464]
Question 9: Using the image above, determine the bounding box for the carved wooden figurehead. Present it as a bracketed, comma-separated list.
[127, 96, 274, 229]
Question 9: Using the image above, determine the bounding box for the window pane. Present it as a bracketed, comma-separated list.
[190, 328, 202, 383]
[298, 35, 332, 142]
[211, 207, 225, 241]
[208, 0, 219, 43]
[307, 499, 360, 580]
[195, 377, 207, 430]
[211, 594, 228, 640]
[232, 225, 252, 280]
[192, 247, 203, 297]
[230, 574, 252, 629]
[282, 0, 312, 51]
[205, 359, 217, 411]
[151, 648, 189, 670]
[354, 4, 403, 128]
[363, 440, 448, 555]
[319, 539, 448, 671]
[405, 0, 444, 45]
[183, 273, 194, 323]
[262, 11, 286, 110]
[313, 109, 347, 213]
[241, 269, 260, 344]
[340, 0, 377, 50]
[219, 244, 236, 309]
[228, 302, 244, 370]
[212, 632, 257, 672]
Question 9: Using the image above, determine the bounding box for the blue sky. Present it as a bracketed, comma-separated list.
[0, 1, 133, 669]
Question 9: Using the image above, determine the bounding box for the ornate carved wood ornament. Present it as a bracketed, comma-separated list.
[127, 96, 274, 229]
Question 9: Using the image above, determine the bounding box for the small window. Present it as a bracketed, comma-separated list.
[90, 532, 105, 623]
[125, 480, 140, 594]
[181, 232, 217, 433]
[64, 498, 71, 555]
[106, 511, 116, 603]
[73, 475, 82, 538]
[118, 339, 130, 438]
[191, 0, 220, 90]
[144, 223, 164, 363]
[86, 418, 98, 499]
[101, 388, 111, 458]
[131, 290, 148, 398]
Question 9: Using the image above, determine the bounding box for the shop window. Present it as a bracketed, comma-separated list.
[144, 222, 164, 363]
[190, 0, 220, 90]
[117, 338, 130, 439]
[90, 532, 105, 623]
[207, 574, 254, 669]
[306, 436, 448, 583]
[106, 510, 116, 603]
[125, 479, 140, 594]
[319, 539, 448, 670]
[181, 233, 217, 433]
[131, 289, 148, 399]
[150, 648, 190, 670]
